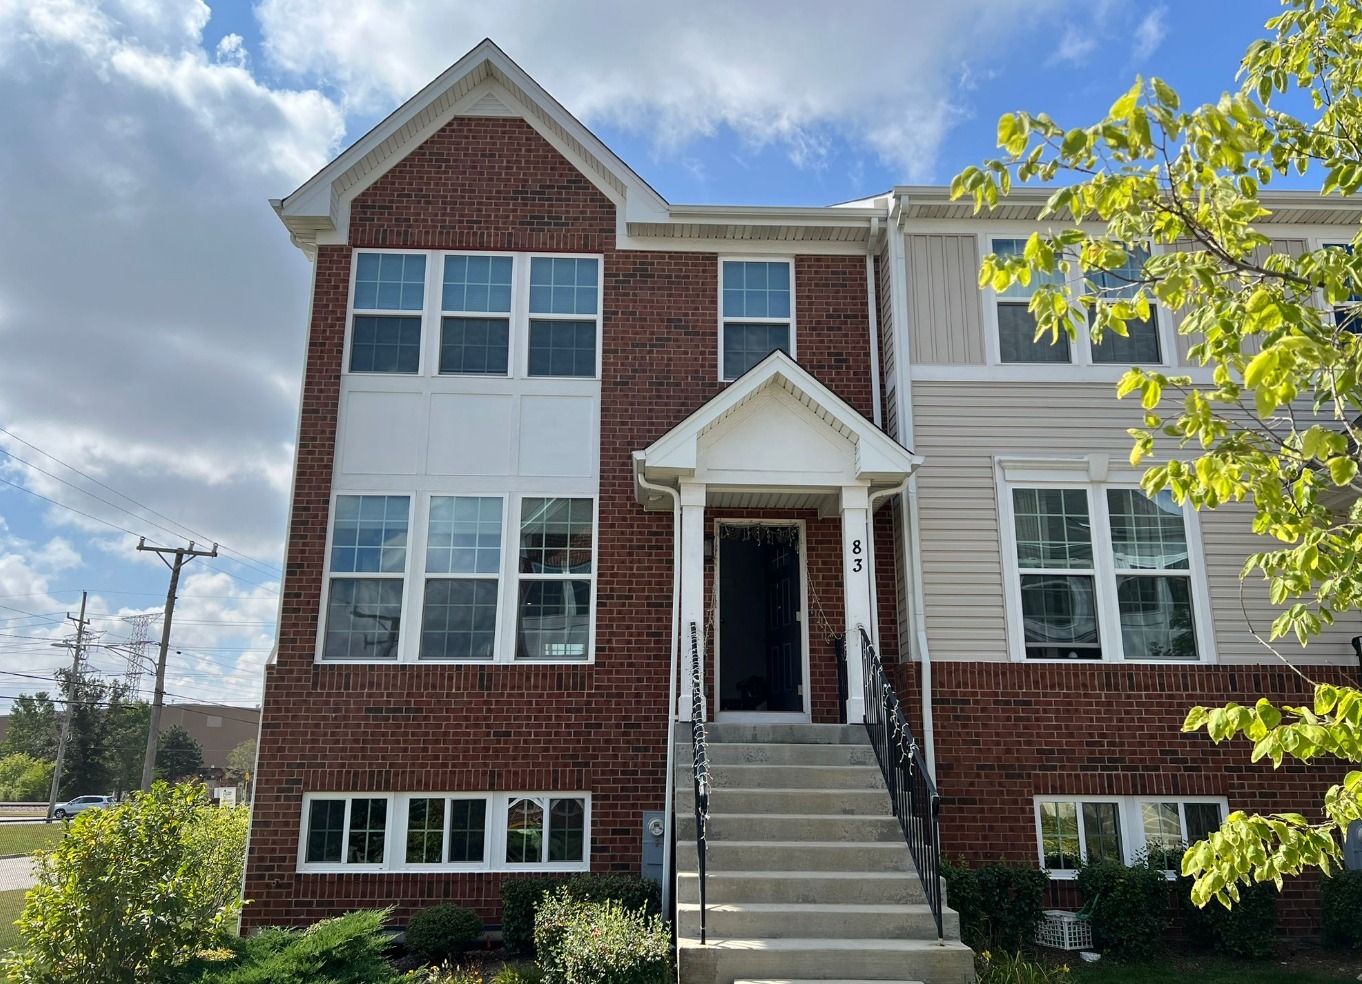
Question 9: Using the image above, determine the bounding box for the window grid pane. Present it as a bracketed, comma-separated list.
[1117, 575, 1198, 660]
[1184, 803, 1223, 845]
[350, 316, 421, 373]
[1020, 574, 1101, 660]
[448, 799, 487, 863]
[306, 799, 346, 863]
[1142, 801, 1184, 854]
[1013, 489, 1093, 569]
[516, 581, 590, 660]
[1107, 490, 1189, 571]
[548, 798, 585, 862]
[519, 499, 593, 574]
[442, 254, 513, 313]
[439, 317, 510, 375]
[529, 257, 599, 315]
[355, 253, 426, 311]
[527, 320, 596, 377]
[347, 798, 387, 864]
[722, 261, 791, 318]
[1040, 801, 1079, 870]
[427, 497, 502, 575]
[1087, 245, 1150, 300]
[993, 240, 1065, 299]
[421, 579, 498, 660]
[331, 496, 409, 574]
[324, 578, 403, 660]
[998, 303, 1071, 363]
[506, 798, 544, 863]
[406, 798, 445, 864]
[1091, 315, 1161, 363]
[723, 324, 790, 379]
[1082, 802, 1123, 863]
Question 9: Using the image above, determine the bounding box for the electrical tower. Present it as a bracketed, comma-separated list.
[120, 613, 155, 692]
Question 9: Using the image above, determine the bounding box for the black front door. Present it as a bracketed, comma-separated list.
[718, 525, 804, 713]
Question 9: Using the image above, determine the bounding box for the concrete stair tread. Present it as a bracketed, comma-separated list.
[735, 980, 926, 984]
[675, 937, 970, 952]
[679, 870, 916, 880]
[678, 902, 935, 914]
[680, 839, 909, 849]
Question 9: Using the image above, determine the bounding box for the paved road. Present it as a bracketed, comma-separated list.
[0, 855, 36, 892]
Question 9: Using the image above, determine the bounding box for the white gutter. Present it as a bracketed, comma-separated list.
[865, 216, 884, 429]
[886, 198, 937, 774]
[632, 454, 681, 917]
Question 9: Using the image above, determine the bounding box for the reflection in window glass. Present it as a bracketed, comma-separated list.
[347, 799, 387, 864]
[306, 799, 346, 864]
[1039, 801, 1080, 870]
[1083, 802, 1123, 863]
[549, 798, 586, 862]
[406, 798, 445, 864]
[449, 799, 487, 864]
[506, 798, 544, 864]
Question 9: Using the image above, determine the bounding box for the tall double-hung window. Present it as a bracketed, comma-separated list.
[721, 260, 793, 379]
[348, 251, 601, 378]
[1006, 474, 1203, 662]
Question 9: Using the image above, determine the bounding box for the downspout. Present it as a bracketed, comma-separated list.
[633, 453, 681, 917]
[865, 216, 884, 429]
[887, 198, 937, 775]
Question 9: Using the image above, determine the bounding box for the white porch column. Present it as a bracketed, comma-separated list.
[677, 481, 707, 722]
[840, 484, 872, 722]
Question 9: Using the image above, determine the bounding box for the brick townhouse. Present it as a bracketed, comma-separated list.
[245, 39, 1361, 976]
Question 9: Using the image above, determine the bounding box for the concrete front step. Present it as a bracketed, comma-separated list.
[678, 787, 892, 816]
[677, 839, 914, 873]
[679, 813, 904, 843]
[735, 979, 925, 984]
[676, 901, 956, 941]
[700, 723, 868, 745]
[677, 870, 928, 906]
[675, 937, 975, 984]
[693, 764, 887, 790]
[699, 742, 882, 766]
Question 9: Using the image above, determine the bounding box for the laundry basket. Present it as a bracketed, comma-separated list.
[1034, 909, 1093, 951]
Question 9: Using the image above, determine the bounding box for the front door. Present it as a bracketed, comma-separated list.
[717, 524, 805, 715]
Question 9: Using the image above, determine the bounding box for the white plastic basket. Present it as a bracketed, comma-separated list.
[1034, 909, 1093, 951]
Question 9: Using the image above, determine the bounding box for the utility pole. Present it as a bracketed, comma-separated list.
[46, 591, 88, 819]
[138, 539, 217, 792]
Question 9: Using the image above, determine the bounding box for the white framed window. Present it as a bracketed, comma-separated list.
[998, 459, 1212, 663]
[298, 792, 590, 873]
[986, 238, 1164, 367]
[1320, 242, 1362, 335]
[1034, 796, 1227, 878]
[346, 251, 602, 379]
[720, 258, 794, 380]
[319, 492, 596, 664]
[299, 793, 394, 870]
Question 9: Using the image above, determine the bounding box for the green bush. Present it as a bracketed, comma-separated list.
[976, 949, 1072, 984]
[2, 783, 249, 984]
[180, 909, 405, 983]
[491, 966, 545, 984]
[1076, 857, 1171, 963]
[422, 965, 484, 984]
[942, 860, 1048, 950]
[0, 754, 52, 802]
[499, 874, 660, 955]
[404, 904, 484, 964]
[534, 891, 671, 984]
[1322, 870, 1362, 949]
[1179, 870, 1277, 958]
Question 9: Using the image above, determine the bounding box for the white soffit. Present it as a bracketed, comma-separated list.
[635, 350, 919, 501]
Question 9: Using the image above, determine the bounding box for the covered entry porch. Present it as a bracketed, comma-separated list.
[632, 351, 919, 725]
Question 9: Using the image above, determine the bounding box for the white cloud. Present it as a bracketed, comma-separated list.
[1132, 7, 1167, 62]
[255, 0, 1079, 181]
[1048, 27, 1099, 67]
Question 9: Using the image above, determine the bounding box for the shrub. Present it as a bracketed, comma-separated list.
[180, 909, 405, 983]
[976, 949, 1072, 984]
[1179, 871, 1277, 959]
[1322, 870, 1362, 949]
[491, 966, 545, 984]
[404, 904, 484, 964]
[942, 860, 1048, 950]
[422, 965, 484, 984]
[1076, 857, 1171, 963]
[2, 782, 249, 984]
[534, 891, 671, 984]
[500, 874, 660, 955]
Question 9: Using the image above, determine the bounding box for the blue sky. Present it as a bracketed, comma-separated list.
[0, 0, 1304, 707]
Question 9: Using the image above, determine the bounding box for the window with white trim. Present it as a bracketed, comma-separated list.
[990, 239, 1161, 365]
[347, 251, 601, 378]
[1323, 243, 1362, 335]
[1034, 796, 1226, 877]
[299, 792, 589, 873]
[1006, 479, 1202, 662]
[721, 260, 793, 379]
[321, 493, 595, 663]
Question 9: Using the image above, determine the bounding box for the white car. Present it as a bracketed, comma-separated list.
[51, 795, 114, 820]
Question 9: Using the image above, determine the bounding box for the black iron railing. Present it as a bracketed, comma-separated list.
[860, 627, 944, 944]
[688, 620, 711, 945]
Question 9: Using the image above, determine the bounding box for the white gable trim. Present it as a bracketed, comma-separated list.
[634, 351, 919, 502]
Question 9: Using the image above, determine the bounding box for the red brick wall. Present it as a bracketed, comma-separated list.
[244, 115, 891, 929]
[892, 660, 1359, 934]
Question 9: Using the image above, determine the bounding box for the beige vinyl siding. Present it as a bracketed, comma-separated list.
[912, 380, 1357, 666]
[877, 246, 912, 654]
[905, 234, 986, 366]
[1172, 238, 1310, 366]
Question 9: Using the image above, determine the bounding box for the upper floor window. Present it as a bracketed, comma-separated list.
[349, 251, 601, 379]
[1323, 243, 1362, 334]
[1005, 477, 1204, 662]
[320, 492, 596, 664]
[721, 260, 793, 380]
[991, 239, 1160, 365]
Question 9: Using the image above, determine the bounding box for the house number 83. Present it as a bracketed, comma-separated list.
[851, 539, 863, 572]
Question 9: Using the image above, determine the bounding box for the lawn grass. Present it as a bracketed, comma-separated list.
[1070, 957, 1352, 983]
[0, 824, 63, 858]
[0, 888, 27, 951]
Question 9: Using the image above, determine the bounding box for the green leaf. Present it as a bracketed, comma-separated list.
[1327, 456, 1359, 486]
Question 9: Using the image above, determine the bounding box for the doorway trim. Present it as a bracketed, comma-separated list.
[712, 518, 811, 723]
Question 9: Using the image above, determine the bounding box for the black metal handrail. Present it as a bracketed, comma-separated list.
[689, 620, 711, 945]
[860, 627, 944, 944]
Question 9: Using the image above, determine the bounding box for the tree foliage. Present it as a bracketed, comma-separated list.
[224, 739, 256, 785]
[0, 755, 53, 803]
[952, 0, 1362, 907]
[156, 725, 204, 783]
[1, 695, 57, 762]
